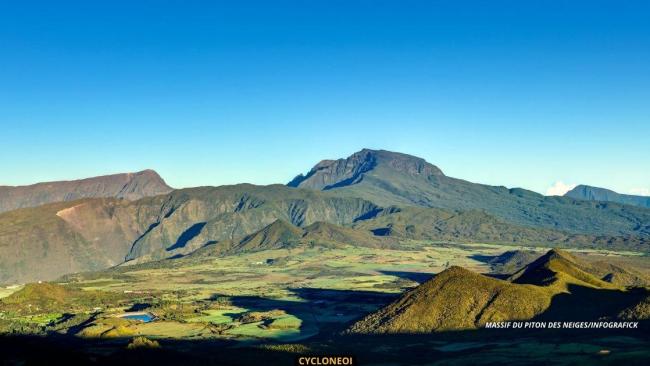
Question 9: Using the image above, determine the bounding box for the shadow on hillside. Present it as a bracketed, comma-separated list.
[468, 254, 497, 263]
[4, 285, 650, 365]
[289, 287, 399, 305]
[206, 288, 400, 340]
[167, 222, 207, 251]
[210, 288, 400, 315]
[0, 334, 283, 366]
[3, 323, 650, 366]
[379, 270, 435, 284]
[534, 284, 649, 321]
[482, 273, 511, 280]
[127, 303, 152, 312]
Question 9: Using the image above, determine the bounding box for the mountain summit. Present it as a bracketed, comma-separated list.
[288, 149, 444, 190]
[289, 149, 650, 238]
[0, 169, 172, 213]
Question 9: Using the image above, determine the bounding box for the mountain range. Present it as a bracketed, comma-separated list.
[0, 185, 383, 283]
[290, 149, 650, 237]
[1, 149, 649, 284]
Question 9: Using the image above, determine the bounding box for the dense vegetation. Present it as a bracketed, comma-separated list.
[349, 249, 650, 333]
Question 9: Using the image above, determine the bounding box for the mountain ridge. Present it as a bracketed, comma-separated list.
[1, 149, 650, 284]
[289, 149, 650, 238]
[565, 184, 650, 208]
[0, 169, 172, 213]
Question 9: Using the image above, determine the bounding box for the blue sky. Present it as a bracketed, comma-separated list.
[1, 1, 648, 195]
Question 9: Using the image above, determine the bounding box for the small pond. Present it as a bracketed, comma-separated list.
[120, 313, 155, 323]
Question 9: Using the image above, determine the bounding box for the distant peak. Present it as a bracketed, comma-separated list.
[564, 184, 650, 208]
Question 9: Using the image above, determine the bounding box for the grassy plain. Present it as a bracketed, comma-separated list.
[51, 242, 646, 340]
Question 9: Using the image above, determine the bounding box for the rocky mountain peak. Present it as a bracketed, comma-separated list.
[287, 149, 444, 190]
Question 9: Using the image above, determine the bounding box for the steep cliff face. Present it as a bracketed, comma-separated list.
[288, 149, 444, 190]
[123, 184, 382, 263]
[0, 184, 383, 284]
[0, 170, 172, 213]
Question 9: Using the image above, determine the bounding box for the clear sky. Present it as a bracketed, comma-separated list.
[1, 1, 648, 195]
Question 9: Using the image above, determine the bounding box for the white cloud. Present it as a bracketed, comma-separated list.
[546, 181, 577, 196]
[629, 187, 650, 196]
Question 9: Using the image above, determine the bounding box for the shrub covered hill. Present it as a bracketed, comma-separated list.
[186, 218, 397, 259]
[0, 282, 126, 315]
[480, 249, 650, 285]
[348, 249, 650, 333]
[1, 149, 650, 284]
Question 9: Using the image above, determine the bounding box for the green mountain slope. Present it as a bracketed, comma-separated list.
[349, 249, 650, 333]
[509, 249, 617, 288]
[289, 149, 650, 238]
[0, 185, 383, 283]
[510, 249, 650, 288]
[182, 219, 393, 260]
[302, 221, 392, 248]
[122, 184, 382, 263]
[234, 219, 304, 252]
[348, 265, 552, 333]
[353, 206, 648, 251]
